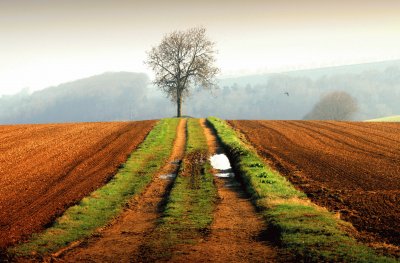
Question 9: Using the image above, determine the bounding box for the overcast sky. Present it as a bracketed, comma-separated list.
[1, 0, 400, 95]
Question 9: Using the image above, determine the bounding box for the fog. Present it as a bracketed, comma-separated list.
[183, 61, 400, 120]
[1, 0, 400, 95]
[0, 61, 399, 124]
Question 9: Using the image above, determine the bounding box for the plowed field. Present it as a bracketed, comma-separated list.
[0, 121, 156, 248]
[228, 120, 400, 246]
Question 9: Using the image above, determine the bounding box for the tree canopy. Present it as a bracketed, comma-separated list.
[304, 91, 358, 120]
[146, 27, 219, 117]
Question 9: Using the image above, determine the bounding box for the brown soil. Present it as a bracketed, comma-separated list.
[0, 121, 156, 249]
[228, 120, 400, 249]
[58, 119, 187, 262]
[169, 119, 277, 263]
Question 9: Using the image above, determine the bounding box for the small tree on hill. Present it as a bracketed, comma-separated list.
[304, 91, 358, 120]
[146, 27, 219, 117]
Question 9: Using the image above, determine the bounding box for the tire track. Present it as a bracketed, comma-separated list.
[59, 119, 187, 262]
[169, 119, 277, 263]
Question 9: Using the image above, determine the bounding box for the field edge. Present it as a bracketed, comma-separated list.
[207, 116, 397, 263]
[365, 115, 400, 122]
[8, 118, 180, 258]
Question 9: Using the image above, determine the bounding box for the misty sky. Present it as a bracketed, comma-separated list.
[1, 0, 400, 95]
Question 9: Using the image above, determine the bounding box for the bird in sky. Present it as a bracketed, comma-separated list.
[284, 92, 289, 96]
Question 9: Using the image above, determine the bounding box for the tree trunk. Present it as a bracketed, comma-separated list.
[176, 88, 182, 117]
[177, 97, 182, 117]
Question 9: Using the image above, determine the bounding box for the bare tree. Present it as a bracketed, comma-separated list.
[304, 91, 358, 120]
[146, 27, 219, 117]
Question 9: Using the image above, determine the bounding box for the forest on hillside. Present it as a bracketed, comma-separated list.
[1, 64, 399, 124]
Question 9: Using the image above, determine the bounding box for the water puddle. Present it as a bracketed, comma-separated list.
[170, 159, 181, 165]
[159, 173, 177, 180]
[224, 182, 239, 188]
[215, 172, 235, 178]
[210, 154, 236, 181]
[210, 154, 232, 170]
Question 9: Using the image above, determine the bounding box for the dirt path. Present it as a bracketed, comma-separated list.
[170, 119, 277, 262]
[58, 119, 187, 262]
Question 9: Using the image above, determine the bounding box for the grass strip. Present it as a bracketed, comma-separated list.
[366, 115, 400, 122]
[207, 116, 397, 263]
[163, 118, 215, 233]
[139, 118, 217, 261]
[10, 118, 180, 257]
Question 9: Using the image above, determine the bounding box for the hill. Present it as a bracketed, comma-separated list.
[218, 60, 400, 86]
[213, 60, 400, 120]
[0, 72, 158, 124]
[1, 60, 400, 123]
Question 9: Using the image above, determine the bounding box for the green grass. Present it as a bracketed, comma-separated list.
[185, 118, 209, 153]
[162, 119, 215, 231]
[139, 118, 217, 261]
[207, 116, 397, 263]
[9, 118, 180, 257]
[366, 115, 400, 122]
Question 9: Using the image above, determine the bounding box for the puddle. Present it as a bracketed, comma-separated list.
[215, 172, 235, 178]
[170, 159, 181, 165]
[210, 154, 236, 180]
[159, 173, 177, 180]
[224, 182, 239, 188]
[210, 154, 232, 170]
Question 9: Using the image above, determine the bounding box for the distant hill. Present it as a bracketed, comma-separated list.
[218, 60, 400, 86]
[213, 60, 400, 120]
[0, 72, 159, 124]
[1, 60, 400, 124]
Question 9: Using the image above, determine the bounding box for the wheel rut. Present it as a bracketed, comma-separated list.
[169, 119, 277, 263]
[57, 119, 187, 262]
